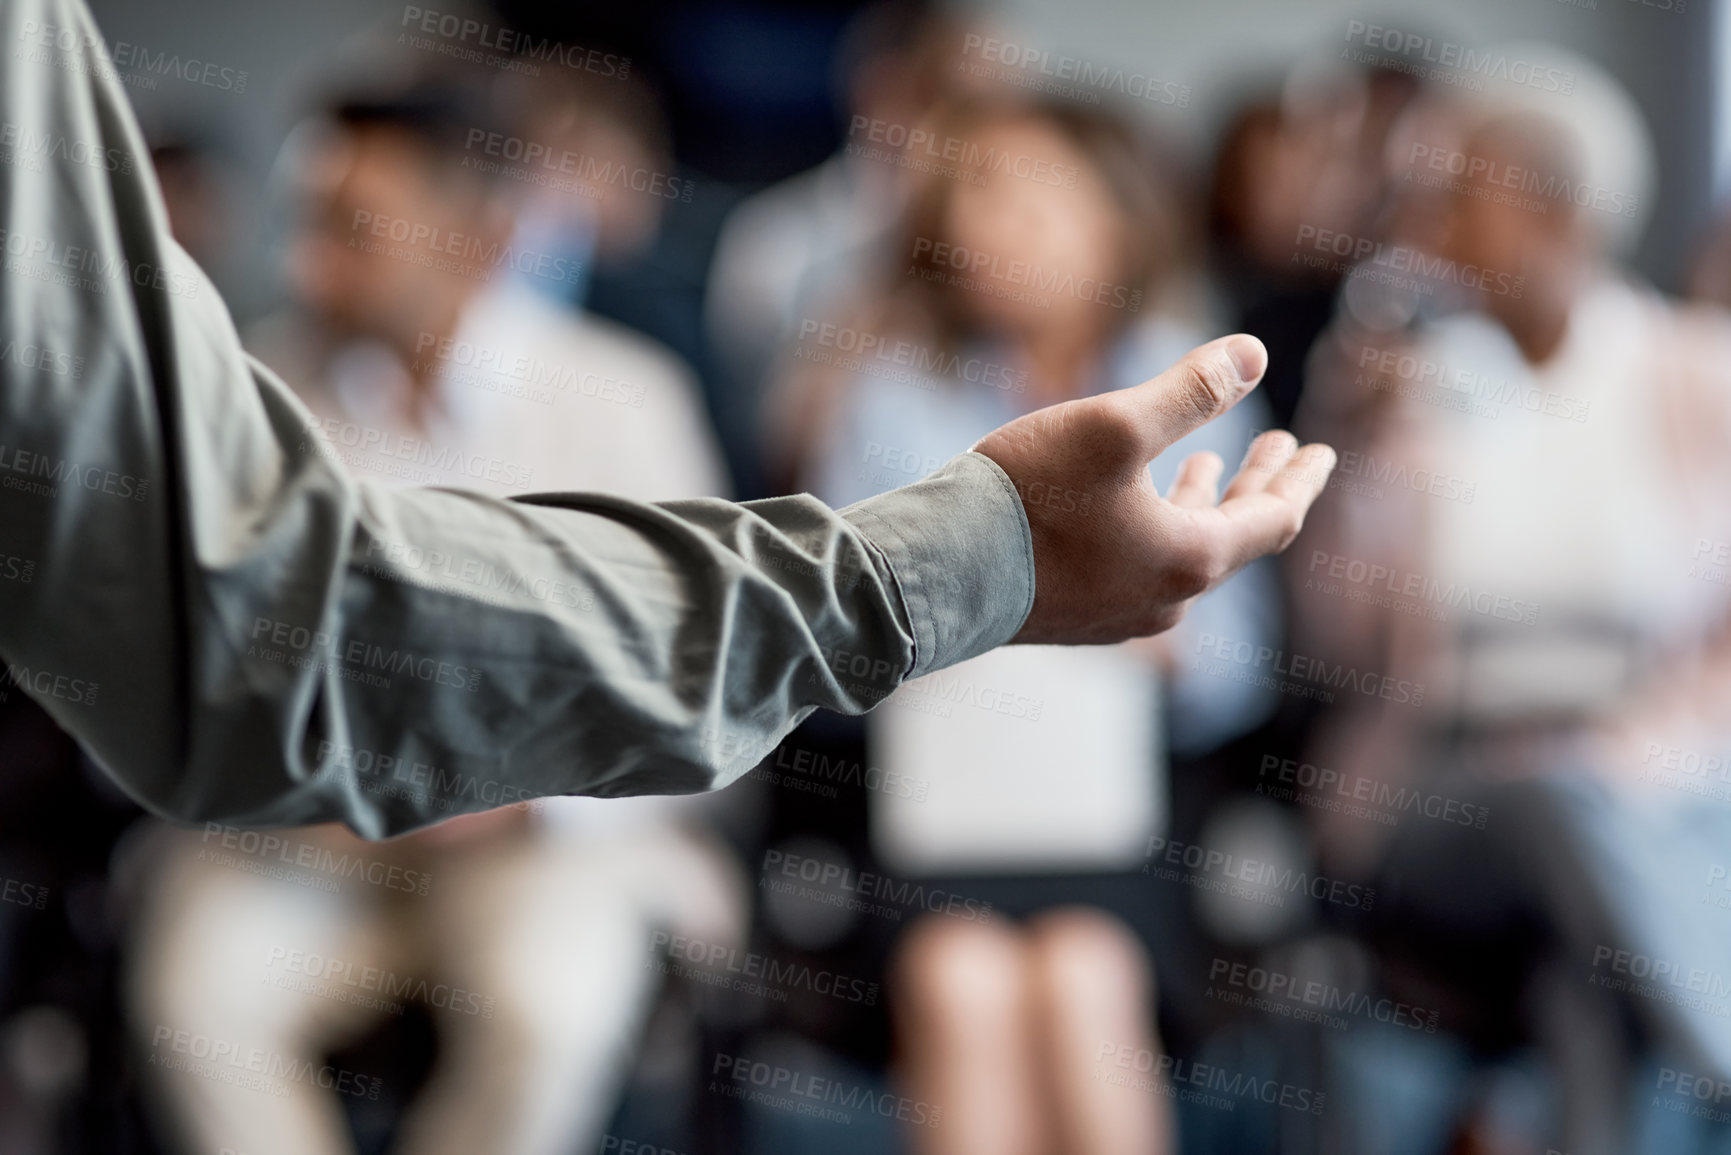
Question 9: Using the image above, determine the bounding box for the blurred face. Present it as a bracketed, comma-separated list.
[579, 117, 662, 259]
[941, 116, 1129, 334]
[1440, 129, 1580, 301]
[1233, 90, 1387, 270]
[288, 125, 503, 343]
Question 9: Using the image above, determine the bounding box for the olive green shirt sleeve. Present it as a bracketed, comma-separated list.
[0, 0, 1033, 836]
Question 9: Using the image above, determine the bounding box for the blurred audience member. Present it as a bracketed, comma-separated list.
[1209, 64, 1424, 426]
[127, 83, 745, 1155]
[1292, 48, 1731, 1155]
[706, 0, 980, 495]
[766, 95, 1279, 1154]
[497, 65, 750, 492]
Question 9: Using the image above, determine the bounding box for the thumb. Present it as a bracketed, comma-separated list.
[1107, 334, 1267, 461]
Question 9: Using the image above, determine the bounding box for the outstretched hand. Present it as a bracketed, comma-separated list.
[973, 334, 1336, 646]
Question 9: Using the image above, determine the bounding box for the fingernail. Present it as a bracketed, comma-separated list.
[1224, 335, 1267, 386]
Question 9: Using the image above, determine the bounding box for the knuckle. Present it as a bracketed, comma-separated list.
[1175, 356, 1237, 422]
[1169, 536, 1218, 598]
[1199, 539, 1234, 589]
[1273, 508, 1304, 552]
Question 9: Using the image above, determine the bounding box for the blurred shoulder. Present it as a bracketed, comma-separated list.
[1656, 285, 1731, 361]
[472, 283, 699, 398]
[720, 158, 853, 242]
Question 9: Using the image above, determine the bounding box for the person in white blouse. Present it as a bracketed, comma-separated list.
[1293, 51, 1731, 1155]
[767, 95, 1278, 1155]
[127, 86, 745, 1155]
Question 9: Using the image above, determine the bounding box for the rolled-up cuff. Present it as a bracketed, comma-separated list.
[842, 451, 1035, 681]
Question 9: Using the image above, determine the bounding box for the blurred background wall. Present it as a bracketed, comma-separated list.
[86, 0, 1716, 306]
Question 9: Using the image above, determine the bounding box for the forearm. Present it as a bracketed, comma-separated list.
[0, 0, 1034, 834]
